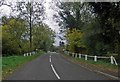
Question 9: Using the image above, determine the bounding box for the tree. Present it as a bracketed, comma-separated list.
[15, 1, 45, 51]
[55, 1, 120, 61]
[32, 24, 55, 52]
[2, 17, 27, 56]
[54, 2, 86, 30]
[89, 2, 120, 61]
[66, 29, 85, 53]
[2, 16, 55, 56]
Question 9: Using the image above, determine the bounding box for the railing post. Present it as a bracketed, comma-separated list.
[75, 53, 77, 58]
[72, 53, 74, 57]
[94, 56, 97, 62]
[79, 54, 81, 58]
[85, 55, 87, 60]
[111, 56, 114, 64]
[24, 53, 26, 56]
[30, 52, 31, 56]
[112, 56, 118, 65]
[73, 53, 75, 57]
[27, 53, 28, 56]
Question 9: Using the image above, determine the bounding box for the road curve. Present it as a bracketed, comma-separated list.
[5, 52, 112, 80]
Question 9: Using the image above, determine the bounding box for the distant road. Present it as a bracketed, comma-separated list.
[6, 52, 112, 80]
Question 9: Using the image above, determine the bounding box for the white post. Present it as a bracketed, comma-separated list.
[30, 52, 31, 56]
[72, 53, 74, 57]
[85, 55, 87, 60]
[24, 53, 26, 56]
[75, 53, 77, 58]
[27, 53, 28, 56]
[94, 56, 97, 62]
[112, 56, 118, 65]
[79, 54, 81, 58]
[111, 56, 114, 64]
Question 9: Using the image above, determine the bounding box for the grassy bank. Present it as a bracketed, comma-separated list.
[2, 51, 45, 79]
[62, 53, 119, 78]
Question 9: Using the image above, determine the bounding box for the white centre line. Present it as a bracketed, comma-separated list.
[49, 55, 51, 62]
[51, 64, 60, 80]
[49, 57, 51, 62]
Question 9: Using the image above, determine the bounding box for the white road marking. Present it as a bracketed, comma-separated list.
[51, 64, 60, 79]
[49, 55, 51, 62]
[95, 70, 120, 80]
[49, 57, 51, 62]
[68, 58, 119, 80]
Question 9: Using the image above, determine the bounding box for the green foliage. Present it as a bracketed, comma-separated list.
[2, 17, 55, 56]
[2, 51, 45, 79]
[2, 18, 27, 55]
[88, 2, 120, 60]
[16, 1, 45, 49]
[56, 2, 84, 30]
[56, 2, 120, 61]
[32, 24, 54, 52]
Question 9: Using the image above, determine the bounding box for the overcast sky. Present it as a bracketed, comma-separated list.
[43, 0, 63, 46]
[0, 0, 66, 46]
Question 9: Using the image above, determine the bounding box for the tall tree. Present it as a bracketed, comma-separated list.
[15, 1, 45, 51]
[54, 2, 92, 30]
[55, 1, 120, 59]
[32, 24, 55, 52]
[89, 2, 120, 60]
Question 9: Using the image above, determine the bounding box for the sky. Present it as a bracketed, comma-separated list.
[0, 0, 66, 46]
[43, 0, 63, 46]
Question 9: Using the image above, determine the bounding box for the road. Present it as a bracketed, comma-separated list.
[6, 52, 111, 80]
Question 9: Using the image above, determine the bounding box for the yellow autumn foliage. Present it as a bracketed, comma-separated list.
[66, 28, 86, 52]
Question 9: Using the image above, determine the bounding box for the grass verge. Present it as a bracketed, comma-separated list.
[62, 53, 119, 79]
[2, 51, 45, 79]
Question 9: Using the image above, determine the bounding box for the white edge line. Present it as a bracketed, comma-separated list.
[78, 63, 119, 80]
[51, 64, 60, 79]
[67, 57, 119, 80]
[95, 70, 119, 80]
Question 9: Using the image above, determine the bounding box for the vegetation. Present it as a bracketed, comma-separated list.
[15, 1, 45, 50]
[2, 16, 54, 56]
[0, 1, 55, 79]
[63, 53, 118, 77]
[54, 2, 120, 64]
[0, 1, 120, 79]
[2, 51, 45, 79]
[66, 29, 85, 53]
[1, 1, 55, 56]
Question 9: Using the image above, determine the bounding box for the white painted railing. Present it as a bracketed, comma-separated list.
[65, 51, 118, 66]
[24, 51, 36, 56]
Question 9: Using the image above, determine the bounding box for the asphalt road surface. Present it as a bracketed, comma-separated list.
[6, 52, 111, 80]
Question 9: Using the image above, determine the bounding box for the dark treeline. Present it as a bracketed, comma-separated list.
[54, 2, 120, 62]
